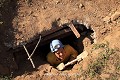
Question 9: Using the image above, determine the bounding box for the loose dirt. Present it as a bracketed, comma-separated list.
[0, 0, 120, 80]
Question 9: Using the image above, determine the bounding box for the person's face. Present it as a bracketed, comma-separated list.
[54, 48, 65, 60]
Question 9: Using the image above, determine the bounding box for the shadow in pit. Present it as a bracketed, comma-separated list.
[12, 44, 49, 77]
[0, 0, 18, 75]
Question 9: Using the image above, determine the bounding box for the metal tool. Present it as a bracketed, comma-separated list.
[57, 51, 88, 70]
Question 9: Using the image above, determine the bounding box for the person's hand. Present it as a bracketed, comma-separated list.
[56, 63, 65, 70]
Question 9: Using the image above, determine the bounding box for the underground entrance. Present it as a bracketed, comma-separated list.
[13, 21, 94, 75]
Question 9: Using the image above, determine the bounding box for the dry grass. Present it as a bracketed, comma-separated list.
[81, 42, 120, 79]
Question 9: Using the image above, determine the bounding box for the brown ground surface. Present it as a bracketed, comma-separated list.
[0, 0, 120, 80]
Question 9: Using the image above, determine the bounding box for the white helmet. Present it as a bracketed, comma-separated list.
[50, 39, 64, 53]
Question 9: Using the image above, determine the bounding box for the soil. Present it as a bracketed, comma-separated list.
[0, 0, 120, 80]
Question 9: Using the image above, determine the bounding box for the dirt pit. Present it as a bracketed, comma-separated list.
[13, 22, 94, 78]
[0, 0, 120, 80]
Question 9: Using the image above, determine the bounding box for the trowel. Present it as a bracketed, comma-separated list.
[56, 51, 88, 70]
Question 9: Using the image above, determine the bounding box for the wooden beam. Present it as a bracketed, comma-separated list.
[69, 23, 80, 38]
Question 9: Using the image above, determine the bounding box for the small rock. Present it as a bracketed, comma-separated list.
[0, 22, 3, 24]
[36, 8, 39, 11]
[16, 42, 19, 46]
[103, 16, 111, 23]
[50, 67, 58, 74]
[20, 14, 25, 17]
[47, 66, 53, 72]
[79, 3, 84, 8]
[111, 11, 120, 21]
[29, 11, 33, 15]
[60, 19, 69, 24]
[42, 6, 47, 9]
[83, 22, 90, 29]
[56, 0, 60, 4]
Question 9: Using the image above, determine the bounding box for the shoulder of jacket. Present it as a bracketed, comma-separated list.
[46, 52, 55, 65]
[64, 44, 72, 48]
[47, 52, 54, 60]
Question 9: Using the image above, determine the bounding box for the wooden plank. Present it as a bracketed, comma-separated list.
[12, 28, 72, 52]
[69, 23, 80, 38]
[13, 24, 81, 51]
[40, 28, 72, 46]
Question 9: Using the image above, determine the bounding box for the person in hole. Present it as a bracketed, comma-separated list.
[46, 39, 78, 67]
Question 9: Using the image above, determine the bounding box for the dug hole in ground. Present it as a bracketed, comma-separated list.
[0, 0, 120, 80]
